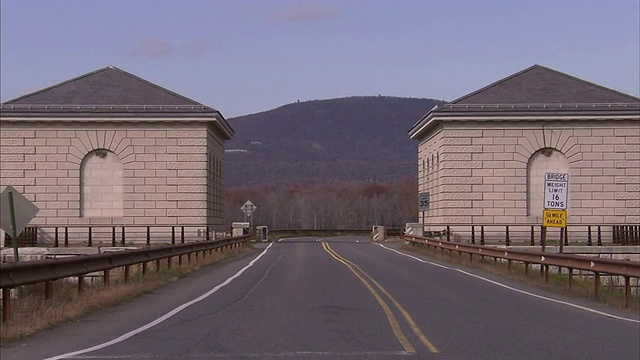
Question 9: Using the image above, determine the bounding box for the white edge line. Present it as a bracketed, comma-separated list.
[45, 243, 274, 360]
[378, 243, 640, 324]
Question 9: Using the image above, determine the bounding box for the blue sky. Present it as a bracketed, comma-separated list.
[1, 0, 639, 118]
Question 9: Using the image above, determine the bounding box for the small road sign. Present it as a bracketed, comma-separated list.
[543, 209, 567, 228]
[418, 192, 430, 212]
[544, 172, 569, 210]
[241, 200, 257, 216]
[0, 185, 39, 238]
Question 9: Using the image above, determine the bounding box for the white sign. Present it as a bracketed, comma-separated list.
[0, 186, 40, 238]
[544, 172, 569, 210]
[418, 192, 430, 211]
[241, 200, 257, 216]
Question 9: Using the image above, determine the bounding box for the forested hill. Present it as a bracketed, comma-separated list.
[224, 96, 445, 188]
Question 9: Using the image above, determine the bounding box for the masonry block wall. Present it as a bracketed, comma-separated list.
[417, 127, 442, 222]
[418, 120, 640, 238]
[0, 121, 227, 244]
[207, 123, 225, 227]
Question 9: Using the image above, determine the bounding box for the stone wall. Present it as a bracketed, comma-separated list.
[417, 126, 443, 221]
[0, 121, 227, 244]
[417, 120, 640, 231]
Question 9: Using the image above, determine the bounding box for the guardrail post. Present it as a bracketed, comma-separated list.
[480, 226, 485, 246]
[541, 226, 546, 252]
[597, 226, 602, 246]
[167, 256, 172, 270]
[505, 225, 510, 246]
[618, 225, 626, 245]
[45, 281, 53, 301]
[124, 266, 131, 283]
[171, 226, 176, 245]
[88, 227, 93, 247]
[146, 226, 151, 246]
[206, 226, 210, 241]
[619, 225, 624, 244]
[121, 226, 126, 246]
[155, 259, 161, 272]
[587, 226, 592, 246]
[544, 265, 549, 283]
[78, 275, 85, 293]
[471, 225, 475, 244]
[112, 227, 116, 247]
[103, 270, 110, 287]
[54, 227, 59, 247]
[142, 262, 148, 276]
[624, 276, 631, 308]
[530, 226, 535, 246]
[446, 226, 451, 242]
[2, 288, 11, 323]
[568, 268, 573, 288]
[594, 272, 601, 300]
[564, 227, 569, 245]
[64, 226, 69, 247]
[181, 226, 185, 244]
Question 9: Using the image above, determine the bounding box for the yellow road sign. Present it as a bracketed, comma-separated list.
[543, 209, 567, 228]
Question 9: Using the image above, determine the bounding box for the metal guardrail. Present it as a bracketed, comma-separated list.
[268, 229, 371, 239]
[7, 224, 637, 248]
[2, 224, 230, 248]
[417, 223, 640, 246]
[0, 235, 251, 322]
[403, 234, 640, 308]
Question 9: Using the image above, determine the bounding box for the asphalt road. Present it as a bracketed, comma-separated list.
[2, 236, 639, 359]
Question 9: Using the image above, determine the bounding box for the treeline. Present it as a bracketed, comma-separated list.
[224, 181, 418, 230]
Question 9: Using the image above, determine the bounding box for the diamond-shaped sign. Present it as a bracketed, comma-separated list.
[0, 186, 39, 238]
[241, 200, 256, 216]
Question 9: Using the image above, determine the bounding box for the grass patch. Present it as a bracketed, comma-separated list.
[402, 242, 640, 314]
[0, 244, 252, 345]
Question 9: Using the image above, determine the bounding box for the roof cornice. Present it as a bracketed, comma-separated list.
[409, 102, 639, 139]
[0, 104, 216, 113]
[0, 113, 234, 140]
[409, 112, 640, 140]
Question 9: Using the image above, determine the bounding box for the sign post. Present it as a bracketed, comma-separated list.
[0, 186, 40, 262]
[542, 173, 569, 253]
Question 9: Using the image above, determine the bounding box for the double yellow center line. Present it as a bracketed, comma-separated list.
[321, 241, 439, 354]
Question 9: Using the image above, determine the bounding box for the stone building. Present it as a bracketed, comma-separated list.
[409, 65, 639, 241]
[0, 66, 233, 244]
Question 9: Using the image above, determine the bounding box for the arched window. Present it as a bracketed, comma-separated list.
[80, 149, 124, 218]
[527, 148, 569, 217]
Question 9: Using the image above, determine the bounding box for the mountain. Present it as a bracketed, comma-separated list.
[224, 96, 445, 188]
